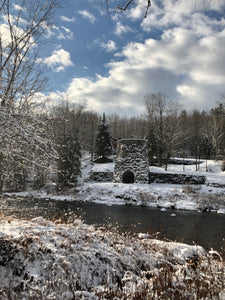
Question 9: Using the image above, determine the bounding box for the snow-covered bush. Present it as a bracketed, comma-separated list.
[0, 216, 224, 299]
[182, 185, 202, 194]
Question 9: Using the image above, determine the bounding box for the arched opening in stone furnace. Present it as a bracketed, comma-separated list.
[122, 170, 135, 184]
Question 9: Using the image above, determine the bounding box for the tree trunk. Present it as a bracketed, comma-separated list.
[0, 153, 4, 193]
[165, 151, 170, 171]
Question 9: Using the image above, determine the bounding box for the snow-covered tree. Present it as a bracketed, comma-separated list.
[0, 0, 58, 191]
[94, 113, 113, 160]
[0, 0, 58, 111]
[0, 111, 57, 191]
[57, 131, 81, 189]
[52, 103, 81, 189]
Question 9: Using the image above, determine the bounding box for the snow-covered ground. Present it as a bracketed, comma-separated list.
[5, 158, 225, 214]
[1, 157, 225, 299]
[78, 158, 225, 213]
[0, 216, 224, 299]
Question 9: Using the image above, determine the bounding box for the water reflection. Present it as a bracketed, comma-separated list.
[0, 196, 224, 257]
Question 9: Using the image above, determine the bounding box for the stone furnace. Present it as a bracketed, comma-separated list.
[113, 139, 149, 184]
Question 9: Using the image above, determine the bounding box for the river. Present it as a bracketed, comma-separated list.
[0, 195, 224, 257]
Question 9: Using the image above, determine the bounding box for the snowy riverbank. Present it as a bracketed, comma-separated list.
[5, 158, 225, 214]
[1, 158, 225, 299]
[5, 180, 225, 214]
[79, 157, 225, 212]
[0, 216, 224, 299]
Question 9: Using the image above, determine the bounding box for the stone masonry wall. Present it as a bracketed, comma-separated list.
[149, 172, 206, 184]
[113, 139, 149, 184]
[91, 172, 113, 182]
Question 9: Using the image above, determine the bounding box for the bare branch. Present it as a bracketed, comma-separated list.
[0, 0, 59, 190]
[0, 0, 58, 109]
[116, 0, 133, 12]
[115, 0, 151, 17]
[144, 0, 151, 18]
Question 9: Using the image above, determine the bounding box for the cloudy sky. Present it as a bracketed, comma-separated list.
[38, 0, 225, 116]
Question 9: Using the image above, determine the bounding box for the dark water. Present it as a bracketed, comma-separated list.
[0, 196, 225, 257]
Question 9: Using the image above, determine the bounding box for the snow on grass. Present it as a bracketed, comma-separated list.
[4, 158, 225, 213]
[0, 216, 224, 299]
[151, 159, 225, 186]
[92, 162, 114, 173]
[151, 159, 223, 174]
[6, 183, 225, 213]
[75, 158, 225, 212]
[1, 158, 225, 298]
[76, 180, 225, 212]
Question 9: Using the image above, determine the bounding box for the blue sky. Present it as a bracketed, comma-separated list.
[38, 0, 225, 116]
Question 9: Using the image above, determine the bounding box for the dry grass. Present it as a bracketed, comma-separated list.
[96, 252, 225, 299]
[0, 216, 224, 300]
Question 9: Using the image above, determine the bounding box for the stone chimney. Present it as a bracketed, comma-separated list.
[113, 139, 149, 184]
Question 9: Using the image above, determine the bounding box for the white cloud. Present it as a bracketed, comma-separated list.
[41, 21, 55, 39]
[60, 15, 76, 22]
[53, 25, 74, 40]
[42, 48, 74, 72]
[49, 0, 225, 116]
[0, 22, 34, 49]
[61, 25, 225, 115]
[100, 40, 117, 52]
[141, 0, 225, 32]
[0, 23, 13, 47]
[13, 4, 24, 11]
[42, 22, 74, 40]
[177, 84, 198, 98]
[126, 0, 147, 20]
[60, 26, 74, 40]
[115, 21, 132, 35]
[78, 10, 96, 23]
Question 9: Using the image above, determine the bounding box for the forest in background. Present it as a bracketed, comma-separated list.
[1, 92, 225, 192]
[1, 0, 225, 192]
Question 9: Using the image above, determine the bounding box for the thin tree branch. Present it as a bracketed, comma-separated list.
[116, 0, 151, 17]
[116, 0, 133, 12]
[144, 0, 151, 18]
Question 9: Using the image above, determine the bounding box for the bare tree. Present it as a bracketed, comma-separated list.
[145, 93, 167, 166]
[0, 0, 58, 111]
[163, 103, 181, 170]
[145, 93, 180, 168]
[178, 110, 190, 171]
[0, 0, 58, 191]
[209, 102, 225, 160]
[189, 110, 204, 171]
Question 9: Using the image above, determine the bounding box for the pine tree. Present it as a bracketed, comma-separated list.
[94, 113, 113, 160]
[53, 104, 82, 189]
[57, 130, 81, 189]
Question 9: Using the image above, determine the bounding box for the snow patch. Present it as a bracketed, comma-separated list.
[1, 216, 222, 299]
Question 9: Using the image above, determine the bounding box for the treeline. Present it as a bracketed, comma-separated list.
[46, 94, 225, 178]
[1, 93, 225, 192]
[105, 94, 225, 171]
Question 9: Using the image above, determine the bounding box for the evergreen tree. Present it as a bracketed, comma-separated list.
[94, 113, 113, 159]
[52, 104, 82, 189]
[57, 130, 81, 189]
